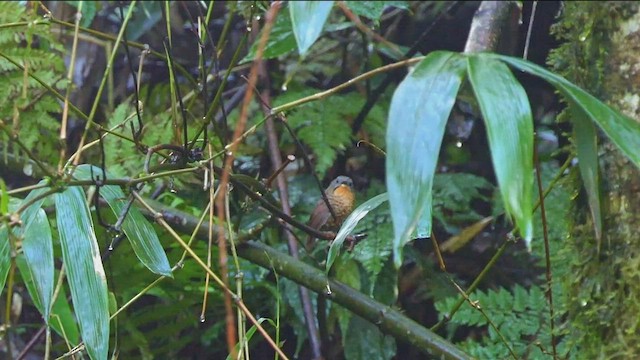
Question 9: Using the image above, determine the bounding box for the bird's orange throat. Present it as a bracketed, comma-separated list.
[333, 184, 355, 206]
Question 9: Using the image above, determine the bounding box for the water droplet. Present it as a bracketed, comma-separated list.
[281, 84, 288, 92]
[23, 163, 33, 176]
[108, 245, 114, 251]
[579, 35, 586, 42]
[255, 15, 262, 21]
[456, 140, 463, 148]
[246, 26, 252, 32]
[199, 315, 206, 322]
[226, 151, 233, 157]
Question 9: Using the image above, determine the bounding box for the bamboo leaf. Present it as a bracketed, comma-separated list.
[55, 186, 109, 360]
[326, 193, 389, 273]
[21, 208, 54, 320]
[16, 255, 80, 345]
[492, 54, 640, 169]
[467, 55, 534, 246]
[289, 1, 334, 55]
[572, 106, 602, 246]
[386, 51, 466, 268]
[0, 225, 8, 297]
[74, 165, 172, 277]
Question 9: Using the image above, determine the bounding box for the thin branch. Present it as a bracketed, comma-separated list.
[270, 57, 423, 114]
[214, 2, 281, 357]
[257, 62, 323, 358]
[132, 192, 289, 360]
[534, 147, 558, 359]
[149, 201, 471, 360]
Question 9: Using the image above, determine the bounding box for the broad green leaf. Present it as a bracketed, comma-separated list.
[572, 106, 602, 246]
[326, 193, 388, 273]
[56, 186, 109, 360]
[7, 184, 53, 306]
[15, 184, 51, 236]
[468, 55, 534, 245]
[241, 12, 296, 63]
[492, 54, 640, 169]
[386, 51, 466, 268]
[289, 1, 334, 55]
[16, 255, 80, 345]
[74, 165, 172, 277]
[21, 208, 54, 320]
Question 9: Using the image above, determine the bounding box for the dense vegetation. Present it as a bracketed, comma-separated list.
[2, 2, 640, 359]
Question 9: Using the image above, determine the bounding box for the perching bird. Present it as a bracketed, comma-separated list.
[306, 176, 355, 249]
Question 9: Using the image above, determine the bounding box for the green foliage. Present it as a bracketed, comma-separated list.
[275, 89, 385, 176]
[432, 173, 493, 233]
[0, 3, 65, 166]
[345, 1, 409, 22]
[64, 1, 99, 28]
[435, 285, 553, 359]
[546, 3, 640, 358]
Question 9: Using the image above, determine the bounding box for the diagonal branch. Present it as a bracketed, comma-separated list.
[145, 199, 471, 360]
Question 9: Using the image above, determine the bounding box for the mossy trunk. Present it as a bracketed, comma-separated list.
[550, 2, 640, 357]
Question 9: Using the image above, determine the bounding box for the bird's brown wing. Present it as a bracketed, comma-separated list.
[306, 199, 331, 250]
[308, 199, 331, 230]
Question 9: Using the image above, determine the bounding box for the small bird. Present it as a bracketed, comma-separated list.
[306, 176, 355, 249]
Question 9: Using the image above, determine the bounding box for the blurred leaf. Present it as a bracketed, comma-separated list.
[326, 193, 388, 274]
[432, 173, 493, 233]
[572, 106, 602, 247]
[74, 165, 172, 277]
[0, 225, 8, 297]
[334, 256, 361, 341]
[440, 216, 494, 253]
[343, 314, 396, 360]
[21, 208, 54, 320]
[0, 178, 7, 214]
[55, 186, 109, 360]
[468, 55, 534, 246]
[276, 90, 365, 176]
[345, 1, 408, 21]
[16, 255, 80, 345]
[493, 54, 640, 170]
[64, 1, 98, 28]
[289, 1, 334, 55]
[226, 318, 274, 360]
[242, 13, 296, 63]
[386, 51, 466, 268]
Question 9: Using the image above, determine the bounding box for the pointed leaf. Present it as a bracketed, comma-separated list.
[21, 208, 54, 320]
[15, 184, 51, 236]
[74, 165, 172, 277]
[16, 255, 80, 344]
[289, 1, 334, 55]
[386, 51, 466, 268]
[6, 184, 53, 303]
[0, 178, 7, 214]
[326, 193, 388, 273]
[572, 106, 602, 245]
[241, 13, 296, 63]
[492, 54, 640, 169]
[0, 225, 9, 296]
[55, 186, 109, 360]
[468, 55, 534, 246]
